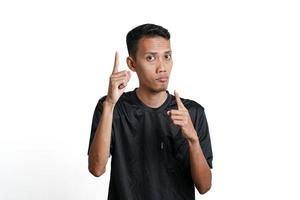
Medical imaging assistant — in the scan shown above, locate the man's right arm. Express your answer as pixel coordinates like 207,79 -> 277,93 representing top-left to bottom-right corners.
88,100 -> 115,177
87,51 -> 131,177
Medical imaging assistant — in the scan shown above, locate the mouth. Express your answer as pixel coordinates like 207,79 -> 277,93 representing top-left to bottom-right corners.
156,77 -> 169,82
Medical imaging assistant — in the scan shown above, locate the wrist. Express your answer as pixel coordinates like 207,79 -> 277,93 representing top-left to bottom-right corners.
186,133 -> 199,145
103,100 -> 115,110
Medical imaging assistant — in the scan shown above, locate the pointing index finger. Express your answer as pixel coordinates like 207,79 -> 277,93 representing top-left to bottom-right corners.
174,90 -> 185,110
112,51 -> 119,73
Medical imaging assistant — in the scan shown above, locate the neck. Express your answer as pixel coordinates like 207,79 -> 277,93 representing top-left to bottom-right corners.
136,86 -> 168,108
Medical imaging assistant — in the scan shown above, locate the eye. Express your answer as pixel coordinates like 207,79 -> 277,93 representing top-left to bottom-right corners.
146,55 -> 155,62
164,54 -> 172,60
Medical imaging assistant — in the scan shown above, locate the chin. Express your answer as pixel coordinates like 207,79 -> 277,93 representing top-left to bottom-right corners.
149,85 -> 168,93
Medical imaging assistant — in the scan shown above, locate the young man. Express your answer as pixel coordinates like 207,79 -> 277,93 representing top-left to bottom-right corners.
87,23 -> 213,200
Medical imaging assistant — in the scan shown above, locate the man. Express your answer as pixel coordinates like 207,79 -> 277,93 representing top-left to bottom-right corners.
87,23 -> 213,200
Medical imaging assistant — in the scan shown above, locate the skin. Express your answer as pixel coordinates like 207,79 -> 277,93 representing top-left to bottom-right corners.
126,36 -> 173,107
88,36 -> 212,194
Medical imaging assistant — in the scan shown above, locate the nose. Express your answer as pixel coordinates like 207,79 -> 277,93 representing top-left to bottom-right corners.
156,57 -> 167,73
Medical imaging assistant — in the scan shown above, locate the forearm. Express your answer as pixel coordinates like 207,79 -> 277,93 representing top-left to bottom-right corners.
187,132 -> 212,194
88,101 -> 115,177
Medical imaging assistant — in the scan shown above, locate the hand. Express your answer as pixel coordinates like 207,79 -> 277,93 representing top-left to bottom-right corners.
167,90 -> 198,141
106,51 -> 131,105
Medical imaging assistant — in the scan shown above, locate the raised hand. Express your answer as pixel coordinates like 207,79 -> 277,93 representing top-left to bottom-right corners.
167,90 -> 198,141
105,51 -> 131,105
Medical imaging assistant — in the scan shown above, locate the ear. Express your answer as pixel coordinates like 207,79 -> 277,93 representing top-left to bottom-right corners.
126,56 -> 136,72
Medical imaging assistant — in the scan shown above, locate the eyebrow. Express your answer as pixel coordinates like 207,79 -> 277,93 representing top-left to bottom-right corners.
144,50 -> 172,55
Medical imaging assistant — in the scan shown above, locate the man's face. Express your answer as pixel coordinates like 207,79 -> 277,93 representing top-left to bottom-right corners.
133,36 -> 173,93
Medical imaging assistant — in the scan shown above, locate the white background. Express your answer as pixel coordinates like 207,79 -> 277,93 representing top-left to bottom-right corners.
1,0 -> 299,199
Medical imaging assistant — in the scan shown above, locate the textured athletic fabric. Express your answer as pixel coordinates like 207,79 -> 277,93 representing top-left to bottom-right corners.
87,87 -> 213,200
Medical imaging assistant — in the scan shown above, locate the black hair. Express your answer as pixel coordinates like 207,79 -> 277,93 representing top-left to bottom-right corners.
126,23 -> 170,58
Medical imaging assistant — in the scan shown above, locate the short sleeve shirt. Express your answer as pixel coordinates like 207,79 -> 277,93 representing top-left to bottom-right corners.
87,88 -> 213,200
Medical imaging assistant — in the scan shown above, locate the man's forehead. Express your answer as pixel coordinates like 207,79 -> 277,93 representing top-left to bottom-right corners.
144,50 -> 172,54
138,36 -> 171,53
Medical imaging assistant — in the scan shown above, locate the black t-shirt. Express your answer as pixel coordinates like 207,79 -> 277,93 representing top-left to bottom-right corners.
87,88 -> 213,200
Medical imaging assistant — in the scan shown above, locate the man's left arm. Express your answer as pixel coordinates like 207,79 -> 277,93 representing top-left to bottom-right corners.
167,90 -> 212,194
187,131 -> 212,194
